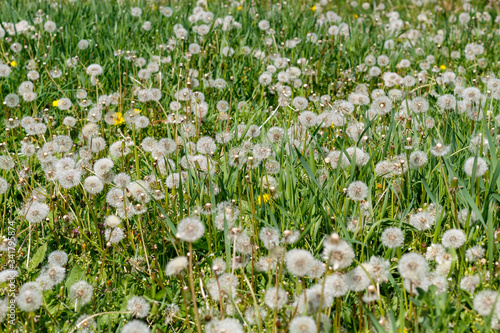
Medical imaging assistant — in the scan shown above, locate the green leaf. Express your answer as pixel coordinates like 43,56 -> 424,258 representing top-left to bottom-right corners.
27,243 -> 47,272
65,265 -> 86,289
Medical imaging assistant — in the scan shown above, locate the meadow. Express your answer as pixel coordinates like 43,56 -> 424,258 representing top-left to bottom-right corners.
0,0 -> 500,332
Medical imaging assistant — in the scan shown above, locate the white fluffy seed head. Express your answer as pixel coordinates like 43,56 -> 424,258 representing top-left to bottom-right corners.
346,181 -> 369,201
127,296 -> 151,318
285,249 -> 315,277
176,217 -> 205,242
165,256 -> 188,276
398,252 -> 428,282
381,227 -> 404,248
16,289 -> 42,312
441,229 -> 466,249
463,157 -> 488,178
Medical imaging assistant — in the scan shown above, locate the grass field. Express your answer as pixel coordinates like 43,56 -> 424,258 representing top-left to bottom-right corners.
0,0 -> 500,332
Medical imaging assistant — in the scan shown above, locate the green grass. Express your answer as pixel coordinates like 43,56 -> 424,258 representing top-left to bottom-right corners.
0,0 -> 499,332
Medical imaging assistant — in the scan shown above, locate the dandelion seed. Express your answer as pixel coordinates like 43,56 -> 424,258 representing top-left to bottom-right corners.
289,316 -> 317,333
121,320 -> 150,333
4,93 -> 19,107
205,318 -> 244,333
324,273 -> 349,297
369,256 -> 390,283
430,143 -> 451,157
48,251 -> 68,267
381,227 -> 404,248
0,269 -> 18,283
298,111 -> 319,128
460,275 -> 480,293
83,176 -> 104,195
323,234 -> 355,270
398,253 -> 428,282
77,39 -> 89,50
372,96 -> 393,115
308,260 -> 326,279
86,64 -> 103,76
347,181 -> 369,201
75,314 -> 96,332
465,245 -> 485,261
0,178 -> 9,195
16,289 -> 42,312
69,281 -> 93,307
441,229 -> 466,249
463,157 -> 488,177
36,265 -> 66,290
0,65 -> 11,77
259,227 -> 280,249
196,136 -> 216,155
94,158 -> 114,176
473,290 -> 500,317
285,249 -> 315,277
43,20 -> 56,33
165,256 -> 188,276
409,97 -> 429,113
105,227 -> 125,244
25,202 -> 50,224
127,296 -> 150,318
264,287 -> 287,310
409,212 -> 435,231
409,151 -> 428,168
57,169 -> 82,189
347,264 -> 371,292
176,217 -> 205,242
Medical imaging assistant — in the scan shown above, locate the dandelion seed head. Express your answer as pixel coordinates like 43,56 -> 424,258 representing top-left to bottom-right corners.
347,181 -> 369,201
463,157 -> 488,177
430,143 -> 451,157
176,217 -> 205,242
105,227 -> 124,244
25,202 -> 50,224
381,227 -> 404,248
460,275 -> 480,293
127,296 -> 150,318
465,245 -> 485,261
264,287 -> 287,310
75,314 -> 96,333
83,176 -> 104,195
473,290 -> 500,317
285,249 -> 315,277
441,229 -> 466,249
121,320 -> 150,333
409,212 -> 435,231
16,289 -> 42,312
36,265 -> 66,290
289,316 -> 317,333
323,237 -> 355,270
48,251 -> 68,267
398,252 -> 428,282
165,256 -> 188,276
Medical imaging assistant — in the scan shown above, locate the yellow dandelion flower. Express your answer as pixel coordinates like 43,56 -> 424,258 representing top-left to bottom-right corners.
354,14 -> 359,19
237,6 -> 242,10
10,61 -> 16,67
134,108 -> 141,114
52,100 -> 59,107
258,194 -> 271,205
311,6 -> 316,11
112,112 -> 125,125
439,65 -> 446,70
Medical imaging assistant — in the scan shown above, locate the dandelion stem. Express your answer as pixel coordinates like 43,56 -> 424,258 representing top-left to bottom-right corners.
187,242 -> 202,333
